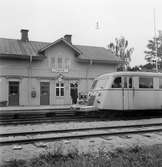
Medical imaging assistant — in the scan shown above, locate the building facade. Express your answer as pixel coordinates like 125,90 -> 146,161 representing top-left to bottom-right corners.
0,30 -> 120,106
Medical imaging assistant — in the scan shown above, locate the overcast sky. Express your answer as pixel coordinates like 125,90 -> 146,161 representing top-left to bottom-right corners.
0,0 -> 162,66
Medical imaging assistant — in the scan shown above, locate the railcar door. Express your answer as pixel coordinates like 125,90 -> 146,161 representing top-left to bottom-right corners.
8,81 -> 19,106
111,76 -> 123,110
40,82 -> 50,105
123,76 -> 133,110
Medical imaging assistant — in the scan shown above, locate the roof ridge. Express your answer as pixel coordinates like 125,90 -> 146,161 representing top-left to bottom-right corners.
0,37 -> 50,44
75,44 -> 106,49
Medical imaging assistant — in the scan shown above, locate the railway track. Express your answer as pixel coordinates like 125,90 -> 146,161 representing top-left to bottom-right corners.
0,109 -> 100,125
1,110 -> 162,125
0,115 -> 100,125
1,122 -> 162,146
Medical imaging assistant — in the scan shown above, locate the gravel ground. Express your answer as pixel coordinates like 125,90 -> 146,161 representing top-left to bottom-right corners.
0,118 -> 162,164
1,118 -> 162,134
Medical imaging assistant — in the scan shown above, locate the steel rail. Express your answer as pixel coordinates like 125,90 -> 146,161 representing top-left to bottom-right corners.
1,122 -> 162,137
0,123 -> 162,145
1,115 -> 162,126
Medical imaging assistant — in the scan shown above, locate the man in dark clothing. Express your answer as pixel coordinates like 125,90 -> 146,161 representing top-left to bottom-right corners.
70,84 -> 78,104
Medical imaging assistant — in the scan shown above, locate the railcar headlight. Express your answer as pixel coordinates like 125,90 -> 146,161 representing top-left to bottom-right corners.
97,100 -> 101,103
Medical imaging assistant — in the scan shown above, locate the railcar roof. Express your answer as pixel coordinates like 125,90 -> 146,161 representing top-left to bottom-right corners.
97,71 -> 162,79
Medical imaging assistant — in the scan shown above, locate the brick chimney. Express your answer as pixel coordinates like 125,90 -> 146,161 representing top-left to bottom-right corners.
64,34 -> 72,44
20,29 -> 29,42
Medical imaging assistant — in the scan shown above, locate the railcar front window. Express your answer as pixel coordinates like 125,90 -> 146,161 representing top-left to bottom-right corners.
112,77 -> 122,88
159,78 -> 162,89
91,78 -> 107,90
139,77 -> 153,88
91,80 -> 97,89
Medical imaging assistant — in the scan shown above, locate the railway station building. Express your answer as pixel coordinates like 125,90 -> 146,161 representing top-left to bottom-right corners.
0,29 -> 120,106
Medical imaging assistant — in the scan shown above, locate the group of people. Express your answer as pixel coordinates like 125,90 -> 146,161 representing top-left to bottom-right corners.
70,83 -> 88,105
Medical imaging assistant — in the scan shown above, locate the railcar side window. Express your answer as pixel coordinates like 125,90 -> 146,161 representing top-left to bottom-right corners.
129,78 -> 132,88
112,77 -> 122,88
124,77 -> 127,88
139,77 -> 153,88
159,78 -> 162,89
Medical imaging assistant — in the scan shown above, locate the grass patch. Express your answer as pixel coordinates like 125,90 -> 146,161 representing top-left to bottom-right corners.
1,144 -> 162,167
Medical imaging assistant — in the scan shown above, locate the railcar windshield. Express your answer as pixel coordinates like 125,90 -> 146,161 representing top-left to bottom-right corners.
91,78 -> 108,90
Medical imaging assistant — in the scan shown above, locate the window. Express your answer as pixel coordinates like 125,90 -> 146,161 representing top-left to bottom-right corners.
65,58 -> 70,69
139,77 -> 153,88
51,57 -> 55,68
51,56 -> 71,72
56,82 -> 64,96
91,78 -> 107,90
58,57 -> 62,69
159,78 -> 162,89
129,77 -> 132,88
112,77 -> 122,88
9,81 -> 19,94
124,77 -> 127,88
91,80 -> 98,89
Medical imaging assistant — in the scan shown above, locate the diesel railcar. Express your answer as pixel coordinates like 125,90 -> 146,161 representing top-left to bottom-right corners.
87,72 -> 162,111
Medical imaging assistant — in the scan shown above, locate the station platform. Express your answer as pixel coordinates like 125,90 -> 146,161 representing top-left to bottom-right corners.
0,105 -> 70,111
0,105 -> 81,114
0,105 -> 85,121
0,105 -> 96,122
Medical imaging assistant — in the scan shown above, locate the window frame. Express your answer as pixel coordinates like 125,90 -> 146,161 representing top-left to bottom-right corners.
139,77 -> 153,89
112,76 -> 122,88
56,82 -> 64,97
57,57 -> 63,69
159,78 -> 162,89
50,56 -> 71,72
51,57 -> 55,69
65,57 -> 70,70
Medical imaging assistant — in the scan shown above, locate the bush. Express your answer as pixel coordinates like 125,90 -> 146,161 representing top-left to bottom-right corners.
1,144 -> 162,167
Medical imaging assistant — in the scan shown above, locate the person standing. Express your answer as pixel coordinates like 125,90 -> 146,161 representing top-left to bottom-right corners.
70,83 -> 78,104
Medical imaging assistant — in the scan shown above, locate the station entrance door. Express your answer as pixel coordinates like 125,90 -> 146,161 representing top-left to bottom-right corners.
40,82 -> 50,105
8,81 -> 19,106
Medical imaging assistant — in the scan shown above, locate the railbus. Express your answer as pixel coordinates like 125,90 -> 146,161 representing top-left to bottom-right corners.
85,72 -> 162,111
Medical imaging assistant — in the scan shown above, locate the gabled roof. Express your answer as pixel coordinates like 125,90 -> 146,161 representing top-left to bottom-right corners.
75,45 -> 120,63
39,38 -> 82,55
0,38 -> 48,59
0,37 -> 121,64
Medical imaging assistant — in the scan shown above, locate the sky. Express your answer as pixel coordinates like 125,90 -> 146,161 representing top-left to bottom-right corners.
0,0 -> 162,66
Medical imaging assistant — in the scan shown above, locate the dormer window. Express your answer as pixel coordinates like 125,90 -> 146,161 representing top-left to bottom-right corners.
50,56 -> 71,73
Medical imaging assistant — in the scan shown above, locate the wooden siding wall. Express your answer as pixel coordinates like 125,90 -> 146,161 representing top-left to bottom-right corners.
0,42 -> 117,105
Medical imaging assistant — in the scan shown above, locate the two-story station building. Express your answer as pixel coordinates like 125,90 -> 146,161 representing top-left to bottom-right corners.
0,29 -> 120,106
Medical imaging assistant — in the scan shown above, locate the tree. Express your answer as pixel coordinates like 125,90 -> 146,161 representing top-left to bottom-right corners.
144,37 -> 162,64
108,36 -> 134,71
127,65 -> 142,71
144,30 -> 162,71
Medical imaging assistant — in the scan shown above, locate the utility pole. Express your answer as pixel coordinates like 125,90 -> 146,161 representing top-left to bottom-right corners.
154,8 -> 158,72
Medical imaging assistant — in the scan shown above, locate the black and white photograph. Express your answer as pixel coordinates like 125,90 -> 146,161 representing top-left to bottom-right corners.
0,0 -> 162,166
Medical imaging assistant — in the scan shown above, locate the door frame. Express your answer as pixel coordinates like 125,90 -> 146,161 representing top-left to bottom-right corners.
123,76 -> 133,110
40,82 -> 50,105
8,81 -> 20,106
